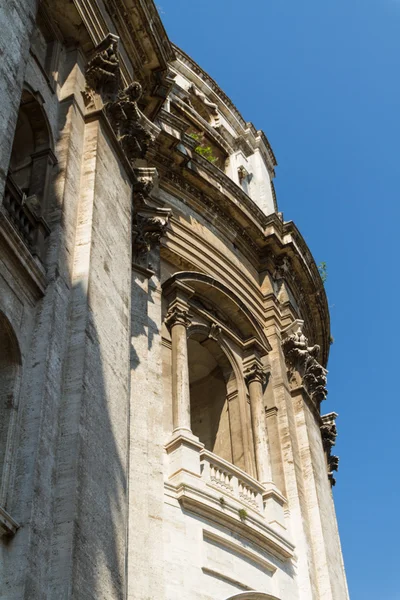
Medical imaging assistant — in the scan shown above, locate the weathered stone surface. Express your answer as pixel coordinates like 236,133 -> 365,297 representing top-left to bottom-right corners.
0,3 -> 349,600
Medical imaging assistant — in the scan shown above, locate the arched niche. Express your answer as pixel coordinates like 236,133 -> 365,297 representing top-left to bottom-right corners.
188,326 -> 240,465
163,271 -> 270,477
8,86 -> 55,214
0,311 -> 22,504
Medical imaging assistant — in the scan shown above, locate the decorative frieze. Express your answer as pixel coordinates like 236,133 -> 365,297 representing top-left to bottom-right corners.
282,320 -> 328,405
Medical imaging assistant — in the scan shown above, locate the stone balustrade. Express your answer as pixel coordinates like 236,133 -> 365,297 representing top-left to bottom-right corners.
165,433 -> 294,560
2,175 -> 49,258
201,450 -> 264,513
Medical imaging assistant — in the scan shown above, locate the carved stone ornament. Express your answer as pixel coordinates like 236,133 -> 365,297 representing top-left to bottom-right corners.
244,363 -> 267,386
165,305 -> 191,330
320,412 -> 338,453
132,214 -> 169,266
105,82 -> 159,164
188,84 -> 220,127
328,455 -> 340,486
273,255 -> 292,281
131,167 -> 170,269
321,412 -> 339,486
84,33 -> 121,107
282,320 -> 328,404
208,322 -> 222,341
133,167 -> 157,209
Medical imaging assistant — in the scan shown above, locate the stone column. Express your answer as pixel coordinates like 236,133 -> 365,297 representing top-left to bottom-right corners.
165,303 -> 192,434
245,362 -> 271,484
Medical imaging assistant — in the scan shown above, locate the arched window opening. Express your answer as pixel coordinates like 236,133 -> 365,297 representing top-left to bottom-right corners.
4,88 -> 53,257
0,313 -> 21,504
188,333 -> 243,466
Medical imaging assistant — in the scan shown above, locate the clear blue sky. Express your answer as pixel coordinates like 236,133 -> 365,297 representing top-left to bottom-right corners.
158,1 -> 400,598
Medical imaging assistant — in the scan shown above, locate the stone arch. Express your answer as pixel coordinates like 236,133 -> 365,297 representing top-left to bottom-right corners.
0,311 -> 22,504
164,271 -> 271,353
226,593 -> 281,600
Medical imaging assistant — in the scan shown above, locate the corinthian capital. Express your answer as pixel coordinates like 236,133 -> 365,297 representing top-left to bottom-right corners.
165,305 -> 191,330
244,363 -> 267,385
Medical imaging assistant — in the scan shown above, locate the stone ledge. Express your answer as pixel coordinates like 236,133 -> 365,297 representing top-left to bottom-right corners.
167,480 -> 294,561
203,528 -> 277,574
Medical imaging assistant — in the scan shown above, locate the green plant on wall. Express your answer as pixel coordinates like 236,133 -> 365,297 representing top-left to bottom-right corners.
318,261 -> 328,284
189,132 -> 218,165
238,508 -> 247,521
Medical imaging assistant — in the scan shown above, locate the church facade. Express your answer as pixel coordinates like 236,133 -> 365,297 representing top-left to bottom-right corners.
0,1 -> 349,599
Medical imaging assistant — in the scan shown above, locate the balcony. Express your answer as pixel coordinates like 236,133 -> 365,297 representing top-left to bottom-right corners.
165,433 -> 294,561
2,174 -> 50,257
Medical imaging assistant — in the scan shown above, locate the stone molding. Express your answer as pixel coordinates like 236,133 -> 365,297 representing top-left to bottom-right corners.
282,320 -> 328,405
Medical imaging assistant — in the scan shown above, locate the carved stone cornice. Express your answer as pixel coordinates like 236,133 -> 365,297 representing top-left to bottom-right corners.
282,320 -> 328,405
165,305 -> 191,330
